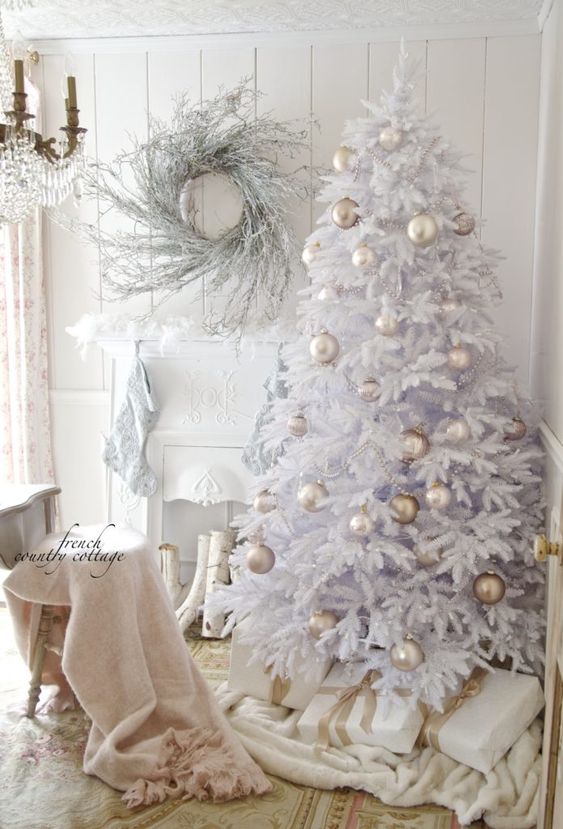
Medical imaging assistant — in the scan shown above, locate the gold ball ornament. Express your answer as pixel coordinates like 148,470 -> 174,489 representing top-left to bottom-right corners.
400,427 -> 430,462
453,212 -> 476,236
425,482 -> 452,511
375,313 -> 399,336
504,417 -> 527,442
287,413 -> 308,437
473,571 -> 506,605
390,493 -> 420,524
447,344 -> 472,371
446,418 -> 471,442
298,480 -> 329,512
407,213 -> 438,248
349,510 -> 374,537
310,330 -> 340,364
253,490 -> 275,514
358,377 -> 381,402
352,244 -> 375,268
246,543 -> 275,574
390,636 -> 425,671
332,146 -> 355,173
379,125 -> 403,151
332,197 -> 360,230
302,242 -> 320,267
308,610 -> 339,639
317,284 -> 339,301
414,540 -> 443,567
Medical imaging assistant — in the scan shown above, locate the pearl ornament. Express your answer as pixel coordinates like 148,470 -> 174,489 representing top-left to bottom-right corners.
358,377 -> 381,402
389,494 -> 420,524
379,125 -> 403,151
473,571 -> 506,605
390,636 -> 425,671
407,213 -> 438,247
425,482 -> 452,511
246,544 -> 275,574
453,212 -> 476,236
446,418 -> 471,442
298,480 -> 329,512
318,284 -> 339,301
287,413 -> 308,437
400,428 -> 430,462
310,330 -> 340,364
332,146 -> 355,173
301,242 -> 320,267
447,344 -> 472,371
253,490 -> 275,513
349,510 -> 374,537
504,417 -> 527,442
352,245 -> 375,268
308,610 -> 338,639
375,313 -> 398,336
332,197 -> 360,230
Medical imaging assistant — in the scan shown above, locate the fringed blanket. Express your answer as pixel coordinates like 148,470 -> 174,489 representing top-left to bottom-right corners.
2,524 -> 271,807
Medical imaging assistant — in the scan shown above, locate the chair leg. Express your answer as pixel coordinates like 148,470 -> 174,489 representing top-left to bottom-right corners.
26,604 -> 55,718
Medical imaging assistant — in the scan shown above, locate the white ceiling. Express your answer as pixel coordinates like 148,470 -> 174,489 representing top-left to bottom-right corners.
1,0 -> 548,40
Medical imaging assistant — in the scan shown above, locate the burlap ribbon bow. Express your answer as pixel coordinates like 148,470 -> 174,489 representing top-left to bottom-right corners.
418,667 -> 487,752
264,665 -> 292,705
315,669 -> 381,751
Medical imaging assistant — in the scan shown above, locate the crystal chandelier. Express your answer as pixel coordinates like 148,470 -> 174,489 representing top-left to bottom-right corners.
0,7 -> 87,223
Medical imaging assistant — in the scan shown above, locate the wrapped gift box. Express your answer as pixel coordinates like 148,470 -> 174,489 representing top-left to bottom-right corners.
297,662 -> 423,753
419,667 -> 544,774
228,616 -> 332,711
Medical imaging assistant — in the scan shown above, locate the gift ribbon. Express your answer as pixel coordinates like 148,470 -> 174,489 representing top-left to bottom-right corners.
315,670 -> 384,751
417,667 -> 488,752
264,665 -> 292,705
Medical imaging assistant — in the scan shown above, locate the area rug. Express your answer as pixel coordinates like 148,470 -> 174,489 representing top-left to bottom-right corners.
0,608 -> 484,829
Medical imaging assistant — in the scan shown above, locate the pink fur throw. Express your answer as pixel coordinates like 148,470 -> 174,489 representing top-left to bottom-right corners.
3,524 -> 272,807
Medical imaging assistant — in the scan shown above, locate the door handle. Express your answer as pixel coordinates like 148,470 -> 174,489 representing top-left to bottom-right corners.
534,533 -> 563,563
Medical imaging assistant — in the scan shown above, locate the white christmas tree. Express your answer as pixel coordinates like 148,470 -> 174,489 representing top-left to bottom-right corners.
214,50 -> 545,709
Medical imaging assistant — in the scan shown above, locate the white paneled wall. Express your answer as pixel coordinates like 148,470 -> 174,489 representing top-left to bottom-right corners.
35,34 -> 541,526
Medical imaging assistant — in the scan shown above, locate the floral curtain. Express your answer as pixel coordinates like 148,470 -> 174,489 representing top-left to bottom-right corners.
0,211 -> 54,484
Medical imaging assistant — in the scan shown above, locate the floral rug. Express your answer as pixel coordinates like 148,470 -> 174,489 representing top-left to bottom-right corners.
0,608 -> 483,829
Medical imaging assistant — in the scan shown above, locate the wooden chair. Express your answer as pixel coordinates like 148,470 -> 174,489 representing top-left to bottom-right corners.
0,483 -> 62,716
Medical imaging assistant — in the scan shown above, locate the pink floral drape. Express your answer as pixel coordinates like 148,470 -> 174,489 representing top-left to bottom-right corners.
0,211 -> 54,484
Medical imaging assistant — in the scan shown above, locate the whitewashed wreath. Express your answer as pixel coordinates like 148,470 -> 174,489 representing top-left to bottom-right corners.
76,83 -> 309,336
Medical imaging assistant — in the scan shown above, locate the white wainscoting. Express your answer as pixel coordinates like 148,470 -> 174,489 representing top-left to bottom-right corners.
34,32 -> 542,524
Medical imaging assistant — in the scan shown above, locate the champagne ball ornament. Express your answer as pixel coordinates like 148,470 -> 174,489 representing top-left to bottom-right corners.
414,541 -> 443,567
287,413 -> 308,437
298,480 -> 329,512
310,330 -> 340,364
358,377 -> 381,402
504,417 -> 527,442
352,244 -> 375,268
425,482 -> 452,510
302,242 -> 320,267
390,493 -> 420,524
448,344 -> 472,370
390,636 -> 425,671
447,418 -> 471,442
439,297 -> 461,315
407,213 -> 438,247
308,610 -> 338,639
453,212 -> 476,236
473,571 -> 506,605
332,197 -> 360,229
375,313 -> 398,336
400,427 -> 430,462
332,146 -> 355,173
253,490 -> 275,514
379,125 -> 403,151
246,543 -> 275,574
318,284 -> 339,302
349,509 -> 374,537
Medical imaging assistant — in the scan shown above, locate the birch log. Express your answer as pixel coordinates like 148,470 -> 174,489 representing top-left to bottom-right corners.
176,534 -> 210,633
201,529 -> 235,638
159,543 -> 184,608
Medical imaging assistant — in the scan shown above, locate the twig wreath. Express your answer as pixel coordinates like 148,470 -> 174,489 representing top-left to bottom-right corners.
80,82 -> 310,336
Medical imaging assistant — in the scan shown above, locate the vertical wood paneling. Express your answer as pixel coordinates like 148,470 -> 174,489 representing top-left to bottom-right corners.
481,34 -> 541,387
312,44 -> 369,225
148,49 -> 203,320
427,39 -> 486,215
369,41 -> 427,110
95,52 -> 151,320
42,54 -> 103,391
256,45 -> 312,318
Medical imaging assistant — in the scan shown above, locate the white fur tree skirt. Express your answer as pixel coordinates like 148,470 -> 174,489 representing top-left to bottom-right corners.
215,684 -> 542,828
